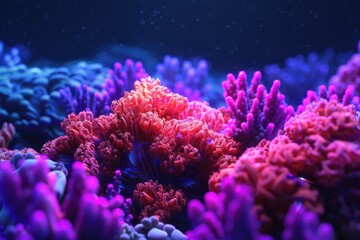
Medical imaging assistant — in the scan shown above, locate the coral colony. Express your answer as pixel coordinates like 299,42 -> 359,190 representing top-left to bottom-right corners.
0,40 -> 359,240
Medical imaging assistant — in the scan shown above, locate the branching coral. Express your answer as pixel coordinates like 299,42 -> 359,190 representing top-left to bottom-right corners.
298,84 -> 360,112
222,71 -> 294,149
103,59 -> 148,101
210,99 -> 360,238
133,180 -> 187,222
156,55 -> 224,107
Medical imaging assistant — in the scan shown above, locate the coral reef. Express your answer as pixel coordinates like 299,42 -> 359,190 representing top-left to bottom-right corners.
1,39 -> 360,239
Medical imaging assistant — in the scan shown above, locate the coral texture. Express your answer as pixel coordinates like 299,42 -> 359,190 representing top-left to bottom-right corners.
222,71 -> 294,149
210,99 -> 360,237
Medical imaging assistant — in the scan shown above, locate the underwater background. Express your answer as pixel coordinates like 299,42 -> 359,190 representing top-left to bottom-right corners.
0,0 -> 360,239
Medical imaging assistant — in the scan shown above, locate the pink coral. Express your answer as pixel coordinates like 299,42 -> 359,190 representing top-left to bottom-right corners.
133,180 -> 187,222
180,101 -> 227,132
209,140 -> 321,232
210,99 -> 360,235
271,100 -> 360,186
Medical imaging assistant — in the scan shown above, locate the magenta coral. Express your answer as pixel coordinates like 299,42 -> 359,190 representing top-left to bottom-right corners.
180,101 -> 228,132
282,202 -> 335,240
0,158 -> 128,239
271,99 -> 360,186
209,140 -> 322,233
187,177 -> 272,240
210,99 -> 360,237
298,84 -> 360,113
222,71 -> 294,149
103,59 -> 148,101
133,180 -> 187,222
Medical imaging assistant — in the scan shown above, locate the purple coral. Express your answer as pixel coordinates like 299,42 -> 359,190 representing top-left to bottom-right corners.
186,177 -> 272,240
156,55 -> 223,107
298,84 -> 360,112
223,71 -> 294,149
0,157 -> 129,239
103,59 -> 148,101
329,41 -> 360,98
282,202 -> 335,240
262,49 -> 351,106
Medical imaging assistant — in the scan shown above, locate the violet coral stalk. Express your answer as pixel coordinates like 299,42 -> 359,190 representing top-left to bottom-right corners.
282,202 -> 335,240
222,71 -> 294,149
187,177 -> 272,240
297,84 -> 360,112
103,59 -> 148,102
0,158 -> 128,239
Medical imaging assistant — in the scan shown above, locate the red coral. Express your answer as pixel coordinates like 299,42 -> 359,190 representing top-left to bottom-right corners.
61,111 -> 96,144
97,130 -> 133,177
41,110 -> 134,177
150,118 -> 240,177
41,77 -> 240,203
74,142 -> 99,176
180,101 -> 227,132
133,180 -> 187,222
112,77 -> 188,121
